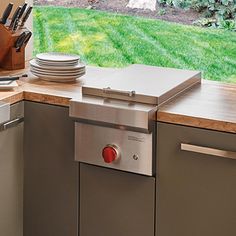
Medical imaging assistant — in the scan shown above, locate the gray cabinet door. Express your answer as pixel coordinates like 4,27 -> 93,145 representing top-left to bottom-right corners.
157,122 -> 236,236
24,101 -> 78,236
0,102 -> 23,236
80,163 -> 155,236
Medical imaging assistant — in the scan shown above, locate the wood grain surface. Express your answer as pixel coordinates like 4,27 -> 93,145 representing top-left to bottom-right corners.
0,66 -> 236,134
157,81 -> 236,133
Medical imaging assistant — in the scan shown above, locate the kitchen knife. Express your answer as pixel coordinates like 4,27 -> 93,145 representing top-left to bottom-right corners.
18,3 -> 28,20
15,31 -> 32,52
0,74 -> 28,82
15,32 -> 27,51
22,31 -> 32,45
0,3 -> 13,25
20,6 -> 32,28
12,3 -> 28,33
9,6 -> 22,30
12,18 -> 19,33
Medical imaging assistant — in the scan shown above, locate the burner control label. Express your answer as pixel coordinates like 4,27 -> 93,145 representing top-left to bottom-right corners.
128,135 -> 145,143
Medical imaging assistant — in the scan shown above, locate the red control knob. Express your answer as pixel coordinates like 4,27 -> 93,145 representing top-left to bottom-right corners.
102,145 -> 119,163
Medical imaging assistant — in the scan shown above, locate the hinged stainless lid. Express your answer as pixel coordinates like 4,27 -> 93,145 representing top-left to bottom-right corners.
82,64 -> 201,105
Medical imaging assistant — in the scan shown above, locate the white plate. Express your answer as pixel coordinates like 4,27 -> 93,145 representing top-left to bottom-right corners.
37,60 -> 79,67
30,59 -> 86,71
30,65 -> 85,74
32,73 -> 85,83
38,77 -> 82,83
0,81 -> 18,90
31,70 -> 85,79
36,52 -> 80,62
37,58 -> 79,65
30,67 -> 86,76
31,71 -> 85,82
30,64 -> 85,73
30,70 -> 85,79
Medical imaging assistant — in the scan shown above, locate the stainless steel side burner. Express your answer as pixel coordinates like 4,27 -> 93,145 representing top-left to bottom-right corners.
70,64 -> 201,176
70,95 -> 157,176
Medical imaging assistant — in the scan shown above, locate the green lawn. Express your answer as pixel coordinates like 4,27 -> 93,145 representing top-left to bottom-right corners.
33,6 -> 236,82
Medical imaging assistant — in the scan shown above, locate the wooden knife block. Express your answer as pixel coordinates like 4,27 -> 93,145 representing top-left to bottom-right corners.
0,24 -> 27,70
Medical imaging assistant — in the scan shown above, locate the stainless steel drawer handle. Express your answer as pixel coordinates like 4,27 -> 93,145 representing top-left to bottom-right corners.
181,143 -> 236,160
103,87 -> 136,97
2,117 -> 24,130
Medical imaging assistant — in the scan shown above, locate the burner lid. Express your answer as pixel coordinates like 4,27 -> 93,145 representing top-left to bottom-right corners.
82,64 -> 201,105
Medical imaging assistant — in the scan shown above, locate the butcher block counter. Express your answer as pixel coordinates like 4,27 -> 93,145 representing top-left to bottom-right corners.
157,81 -> 236,134
0,66 -> 236,134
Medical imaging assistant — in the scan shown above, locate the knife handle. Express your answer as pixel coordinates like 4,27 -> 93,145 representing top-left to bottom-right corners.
20,6 -> 32,27
18,3 -> 28,20
0,74 -> 27,82
23,31 -> 32,45
0,3 -> 13,25
9,6 -> 22,29
0,76 -> 19,82
15,32 -> 27,50
15,31 -> 32,52
12,18 -> 19,33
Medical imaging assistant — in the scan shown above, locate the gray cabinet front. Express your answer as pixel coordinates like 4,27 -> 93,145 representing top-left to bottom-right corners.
0,102 -> 23,236
24,101 -> 78,236
80,163 -> 155,236
157,122 -> 236,236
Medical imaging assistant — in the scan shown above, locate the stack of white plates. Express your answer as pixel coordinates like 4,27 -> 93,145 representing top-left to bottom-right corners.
30,52 -> 86,82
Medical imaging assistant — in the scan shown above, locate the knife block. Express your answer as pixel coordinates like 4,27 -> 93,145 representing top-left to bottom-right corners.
0,24 -> 27,70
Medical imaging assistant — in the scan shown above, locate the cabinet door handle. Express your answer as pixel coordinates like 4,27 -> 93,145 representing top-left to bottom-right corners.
181,143 -> 236,160
1,117 -> 24,131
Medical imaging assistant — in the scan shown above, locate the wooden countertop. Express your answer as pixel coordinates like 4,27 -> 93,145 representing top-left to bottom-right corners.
0,66 -> 118,106
157,80 -> 236,134
1,66 -> 236,134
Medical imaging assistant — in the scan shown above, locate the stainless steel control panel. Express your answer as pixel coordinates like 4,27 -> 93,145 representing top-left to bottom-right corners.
75,122 -> 154,176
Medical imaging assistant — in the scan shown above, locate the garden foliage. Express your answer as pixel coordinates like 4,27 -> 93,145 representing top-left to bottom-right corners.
157,0 -> 236,30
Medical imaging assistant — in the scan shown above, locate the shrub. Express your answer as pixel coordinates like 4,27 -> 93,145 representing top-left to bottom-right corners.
192,0 -> 236,30
157,0 -> 236,30
219,18 -> 236,30
158,8 -> 167,15
157,0 -> 192,8
192,0 -> 236,18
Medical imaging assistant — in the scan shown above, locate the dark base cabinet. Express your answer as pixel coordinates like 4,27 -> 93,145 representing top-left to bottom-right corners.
80,163 -> 155,236
157,122 -> 236,236
0,102 -> 23,236
23,101 -> 78,236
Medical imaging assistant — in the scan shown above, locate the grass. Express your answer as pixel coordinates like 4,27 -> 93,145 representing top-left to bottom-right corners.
33,6 -> 236,83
